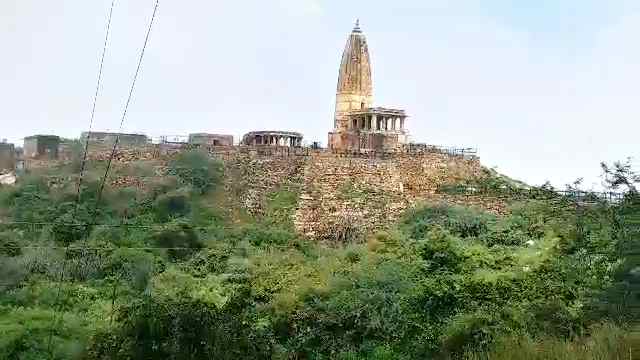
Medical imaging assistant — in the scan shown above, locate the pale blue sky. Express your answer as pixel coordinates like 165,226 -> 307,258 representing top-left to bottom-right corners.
2,0 -> 639,189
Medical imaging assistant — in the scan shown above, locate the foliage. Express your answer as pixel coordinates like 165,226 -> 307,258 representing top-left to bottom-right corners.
403,203 -> 496,240
0,306 -> 89,360
464,323 -> 639,360
87,279 -> 271,360
0,156 -> 637,359
151,220 -> 203,261
264,188 -> 299,228
152,188 -> 192,221
601,158 -> 640,195
168,151 -> 223,194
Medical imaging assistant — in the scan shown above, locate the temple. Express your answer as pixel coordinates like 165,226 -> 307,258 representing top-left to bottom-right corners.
328,20 -> 409,152
241,131 -> 303,147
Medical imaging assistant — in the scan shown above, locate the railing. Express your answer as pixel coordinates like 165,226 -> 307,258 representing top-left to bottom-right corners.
325,144 -> 478,160
407,143 -> 477,157
556,190 -> 625,204
438,184 -> 625,204
152,135 -> 190,144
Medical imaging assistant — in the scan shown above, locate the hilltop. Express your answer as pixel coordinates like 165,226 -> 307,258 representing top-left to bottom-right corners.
1,145 -> 638,359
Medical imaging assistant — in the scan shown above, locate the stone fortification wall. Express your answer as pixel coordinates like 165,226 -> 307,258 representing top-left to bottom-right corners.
218,151 -> 305,217
292,152 -> 502,241
19,144 -> 504,240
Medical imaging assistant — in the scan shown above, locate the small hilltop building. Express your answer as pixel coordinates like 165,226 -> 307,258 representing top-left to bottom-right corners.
188,133 -> 234,146
328,20 -> 409,152
0,141 -> 16,172
81,131 -> 149,146
23,135 -> 60,159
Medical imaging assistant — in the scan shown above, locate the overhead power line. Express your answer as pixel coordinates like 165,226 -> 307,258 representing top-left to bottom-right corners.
44,1 -> 160,357
75,0 -> 117,214
96,0 -> 159,211
1,245 -> 292,250
47,1 -> 120,356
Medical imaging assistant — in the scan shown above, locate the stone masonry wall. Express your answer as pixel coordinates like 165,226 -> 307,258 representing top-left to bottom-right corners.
20,144 -> 506,240
216,151 -> 306,218
292,152 -> 506,241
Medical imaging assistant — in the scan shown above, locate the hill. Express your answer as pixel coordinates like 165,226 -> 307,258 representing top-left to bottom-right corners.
0,148 -> 638,359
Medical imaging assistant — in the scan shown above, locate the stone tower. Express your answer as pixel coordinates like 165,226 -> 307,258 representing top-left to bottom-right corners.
328,20 -> 409,152
334,20 -> 373,130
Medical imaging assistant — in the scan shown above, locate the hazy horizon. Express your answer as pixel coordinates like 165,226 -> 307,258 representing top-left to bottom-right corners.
2,0 -> 640,190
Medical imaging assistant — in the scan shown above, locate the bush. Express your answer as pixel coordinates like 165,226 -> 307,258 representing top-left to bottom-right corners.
86,286 -> 270,360
0,256 -> 27,293
104,248 -> 162,292
235,223 -> 297,247
151,221 -> 203,261
6,176 -> 55,225
51,211 -> 90,245
0,307 -> 88,360
464,323 -> 639,360
417,227 -> 465,272
168,151 -> 223,194
0,232 -> 21,257
403,204 -> 495,240
182,244 -> 234,276
264,189 -> 299,228
153,189 -> 191,221
440,311 -> 499,356
0,157 -> 634,360
280,260 -> 416,357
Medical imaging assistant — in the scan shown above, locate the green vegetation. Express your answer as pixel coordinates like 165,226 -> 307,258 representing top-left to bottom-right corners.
0,152 -> 638,359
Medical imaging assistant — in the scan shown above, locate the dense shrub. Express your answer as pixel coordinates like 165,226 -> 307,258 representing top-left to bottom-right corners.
0,307 -> 88,360
153,189 -> 191,221
0,232 -> 21,257
0,155 -> 636,359
168,151 -> 223,194
236,223 -> 297,247
278,260 -> 417,357
0,256 -> 27,293
403,204 -> 496,240
151,221 -> 203,261
86,286 -> 271,360
103,248 -> 163,291
465,323 -> 639,360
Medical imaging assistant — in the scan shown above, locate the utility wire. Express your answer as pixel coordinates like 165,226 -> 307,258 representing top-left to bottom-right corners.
46,1 -> 118,356
74,0 -> 116,216
95,0 -> 159,213
85,2 -> 158,343
1,245 -> 293,250
44,0 -> 159,355
0,221 -> 242,230
2,245 -> 636,255
1,221 -> 216,227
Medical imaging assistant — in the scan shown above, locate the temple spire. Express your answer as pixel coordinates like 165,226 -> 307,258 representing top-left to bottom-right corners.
333,20 -> 373,130
353,18 -> 361,33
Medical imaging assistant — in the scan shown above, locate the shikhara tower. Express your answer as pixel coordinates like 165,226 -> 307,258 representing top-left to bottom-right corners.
333,20 -> 373,130
328,20 -> 409,152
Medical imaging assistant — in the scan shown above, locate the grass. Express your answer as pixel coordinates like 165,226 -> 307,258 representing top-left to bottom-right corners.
464,323 -> 639,360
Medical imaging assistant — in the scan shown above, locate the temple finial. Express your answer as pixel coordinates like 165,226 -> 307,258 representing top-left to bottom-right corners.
353,18 -> 361,33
